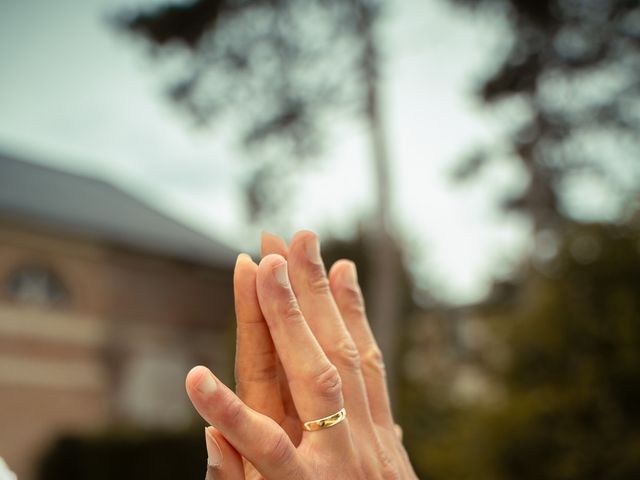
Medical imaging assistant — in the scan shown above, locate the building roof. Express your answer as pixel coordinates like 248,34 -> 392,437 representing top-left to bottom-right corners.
0,152 -> 237,267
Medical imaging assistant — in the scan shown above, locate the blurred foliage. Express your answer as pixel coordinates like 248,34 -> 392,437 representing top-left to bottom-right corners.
403,222 -> 640,479
403,2 -> 640,475
449,0 -> 640,228
116,0 -> 383,221
38,428 -> 206,480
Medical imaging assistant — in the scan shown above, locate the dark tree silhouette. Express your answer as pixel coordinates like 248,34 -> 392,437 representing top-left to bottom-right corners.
450,0 -> 640,230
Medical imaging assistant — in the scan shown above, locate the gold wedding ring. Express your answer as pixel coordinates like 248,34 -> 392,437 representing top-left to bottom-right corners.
302,408 -> 347,432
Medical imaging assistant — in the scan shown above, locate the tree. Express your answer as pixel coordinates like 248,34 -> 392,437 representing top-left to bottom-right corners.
450,0 -> 640,231
116,0 -> 404,404
418,222 -> 640,479
401,3 -> 640,476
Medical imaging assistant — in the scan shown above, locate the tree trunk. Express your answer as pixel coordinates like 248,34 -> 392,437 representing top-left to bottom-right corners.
357,1 -> 401,409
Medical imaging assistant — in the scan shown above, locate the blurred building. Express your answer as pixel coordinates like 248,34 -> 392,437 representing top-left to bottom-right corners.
0,154 -> 236,480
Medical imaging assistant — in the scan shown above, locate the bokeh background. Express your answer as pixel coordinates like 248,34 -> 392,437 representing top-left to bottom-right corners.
1,0 -> 639,479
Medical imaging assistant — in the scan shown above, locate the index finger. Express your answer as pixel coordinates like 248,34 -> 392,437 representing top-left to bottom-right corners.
234,254 -> 284,422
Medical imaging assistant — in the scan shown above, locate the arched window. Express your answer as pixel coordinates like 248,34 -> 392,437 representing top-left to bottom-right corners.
5,264 -> 70,307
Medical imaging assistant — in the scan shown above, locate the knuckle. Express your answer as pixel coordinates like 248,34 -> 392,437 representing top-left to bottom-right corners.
248,361 -> 278,381
306,260 -> 330,295
218,395 -> 245,429
376,443 -> 401,480
282,296 -> 304,324
261,430 -> 294,465
309,362 -> 343,402
361,346 -> 386,377
308,272 -> 331,295
345,301 -> 367,319
339,285 -> 366,316
351,452 -> 398,480
380,464 -> 401,480
345,464 -> 367,480
330,340 -> 361,372
235,351 -> 278,385
235,363 -> 278,392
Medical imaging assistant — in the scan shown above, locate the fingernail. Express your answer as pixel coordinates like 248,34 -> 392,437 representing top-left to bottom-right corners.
273,262 -> 290,287
236,253 -> 252,264
195,369 -> 217,395
344,262 -> 358,286
305,235 -> 321,263
205,426 -> 223,468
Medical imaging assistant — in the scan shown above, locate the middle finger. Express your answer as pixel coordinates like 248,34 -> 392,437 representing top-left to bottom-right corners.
286,231 -> 375,431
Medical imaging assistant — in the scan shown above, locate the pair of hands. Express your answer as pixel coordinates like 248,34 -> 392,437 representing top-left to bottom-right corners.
185,231 -> 417,479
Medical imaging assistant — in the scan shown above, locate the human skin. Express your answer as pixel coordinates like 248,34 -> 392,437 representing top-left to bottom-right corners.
185,231 -> 418,479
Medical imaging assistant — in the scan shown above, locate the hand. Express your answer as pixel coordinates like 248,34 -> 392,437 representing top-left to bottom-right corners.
185,231 -> 417,479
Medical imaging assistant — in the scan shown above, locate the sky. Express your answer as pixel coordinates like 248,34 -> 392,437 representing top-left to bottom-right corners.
0,0 -> 531,304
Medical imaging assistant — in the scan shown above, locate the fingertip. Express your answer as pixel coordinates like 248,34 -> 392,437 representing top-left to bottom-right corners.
236,252 -> 257,267
292,229 -> 316,239
329,261 -> 364,320
186,365 -> 203,396
329,260 -> 358,292
234,253 -> 258,286
261,230 -> 281,243
257,254 -> 289,291
329,259 -> 356,281
258,253 -> 286,269
186,365 -> 208,386
186,365 -> 219,398
261,231 -> 288,257
293,231 -> 327,268
289,230 -> 317,251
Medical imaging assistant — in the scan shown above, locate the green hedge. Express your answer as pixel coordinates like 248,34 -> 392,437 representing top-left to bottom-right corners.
38,429 -> 207,480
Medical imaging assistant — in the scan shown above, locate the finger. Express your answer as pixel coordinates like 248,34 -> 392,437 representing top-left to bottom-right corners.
187,366 -> 303,479
256,255 -> 352,448
286,231 -> 373,428
234,254 -> 285,423
261,231 -> 288,258
260,232 -> 302,444
329,260 -> 395,429
205,426 -> 244,480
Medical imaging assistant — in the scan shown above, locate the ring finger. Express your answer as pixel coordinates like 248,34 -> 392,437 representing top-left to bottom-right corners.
286,231 -> 375,432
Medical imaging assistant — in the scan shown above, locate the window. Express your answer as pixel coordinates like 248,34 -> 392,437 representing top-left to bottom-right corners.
6,264 -> 69,307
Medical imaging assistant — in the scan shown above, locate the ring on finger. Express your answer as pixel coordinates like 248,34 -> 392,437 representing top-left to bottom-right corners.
302,408 -> 347,432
